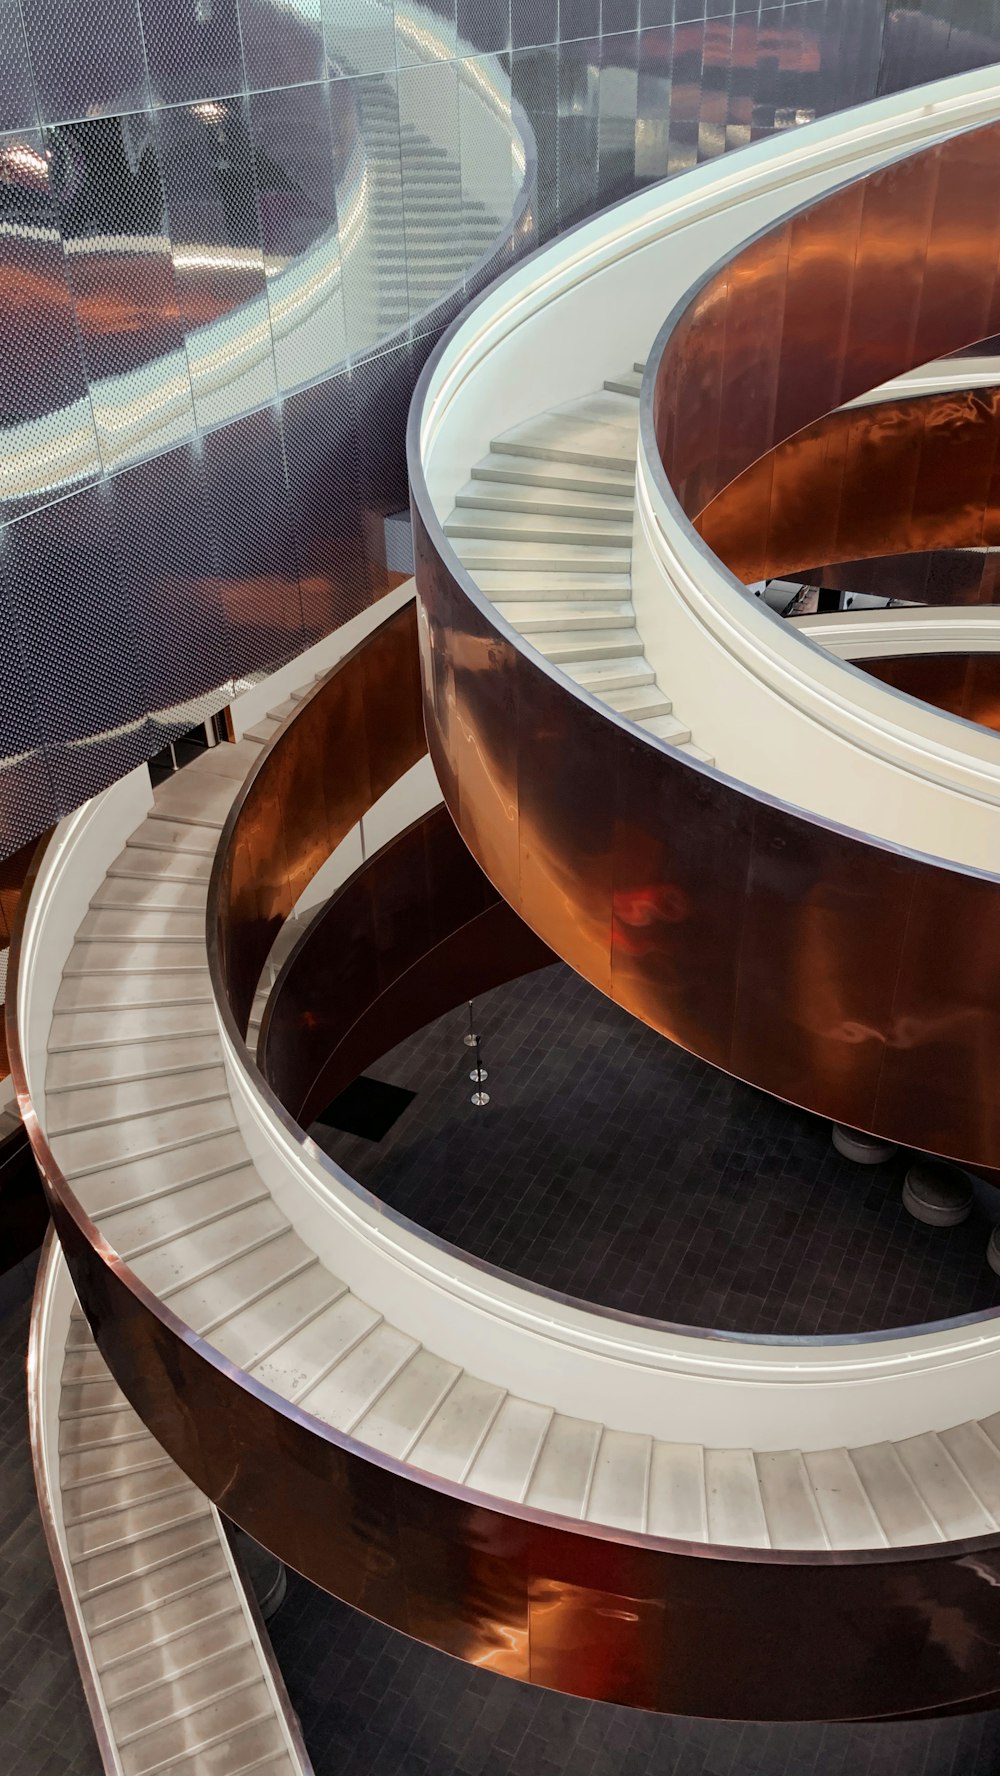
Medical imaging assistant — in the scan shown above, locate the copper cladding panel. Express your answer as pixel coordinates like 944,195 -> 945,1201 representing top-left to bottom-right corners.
413,494 -> 1000,1171
12,611 -> 1000,1719
212,599 -> 422,1034
654,118 -> 1000,520
261,803 -> 552,1126
699,386 -> 1000,584
861,654 -> 1000,733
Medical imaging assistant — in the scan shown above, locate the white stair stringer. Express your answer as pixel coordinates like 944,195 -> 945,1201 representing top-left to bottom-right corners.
36,672 -> 1000,1564
443,374 -> 715,764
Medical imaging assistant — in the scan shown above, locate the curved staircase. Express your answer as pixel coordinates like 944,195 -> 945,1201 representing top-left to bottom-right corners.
444,371 -> 713,757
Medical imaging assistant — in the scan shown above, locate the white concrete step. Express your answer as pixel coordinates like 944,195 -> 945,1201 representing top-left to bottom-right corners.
209,1262 -> 347,1373
54,972 -> 213,1015
568,657 -> 654,696
452,537 -> 631,572
111,852 -> 213,890
471,451 -> 635,497
111,1642 -> 264,1749
52,1099 -> 238,1180
847,1441 -> 943,1546
353,1348 -> 461,1459
161,1229 -> 316,1340
705,1448 -> 770,1549
588,1429 -> 651,1532
73,1514 -> 219,1602
47,1035 -> 222,1092
92,876 -> 207,913
638,711 -> 691,745
756,1450 -> 830,1550
68,1489 -> 210,1563
465,1395 -> 552,1502
526,1416 -> 600,1519
100,1171 -> 270,1265
127,821 -> 219,860
77,908 -> 205,944
80,1545 -> 232,1637
90,1582 -> 243,1676
533,627 -> 643,664
492,413 -> 635,470
101,1608 -> 249,1707
119,1683 -> 277,1776
473,570 -> 631,600
454,478 -> 634,522
46,1067 -> 229,1137
75,1134 -> 252,1221
604,368 -> 642,396
604,682 -> 674,721
133,1200 -> 290,1302
445,505 -> 632,548
298,1321 -> 418,1430
250,1290 -> 382,1402
495,600 -> 634,635
407,1372 -> 506,1481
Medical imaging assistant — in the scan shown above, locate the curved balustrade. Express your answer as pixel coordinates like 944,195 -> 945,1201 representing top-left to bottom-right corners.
696,384 -> 1000,586
410,69 -> 1000,1168
18,600 -> 1000,1721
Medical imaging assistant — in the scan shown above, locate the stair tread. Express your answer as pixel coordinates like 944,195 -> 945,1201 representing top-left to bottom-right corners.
455,478 -> 634,519
472,451 -> 634,495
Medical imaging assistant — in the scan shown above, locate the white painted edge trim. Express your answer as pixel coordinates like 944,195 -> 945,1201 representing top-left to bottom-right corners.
28,1242 -> 125,1776
792,605 -> 1000,660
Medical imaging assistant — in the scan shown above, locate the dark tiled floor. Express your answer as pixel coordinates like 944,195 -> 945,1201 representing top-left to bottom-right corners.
313,963 -> 1000,1336
0,1272 -> 103,1776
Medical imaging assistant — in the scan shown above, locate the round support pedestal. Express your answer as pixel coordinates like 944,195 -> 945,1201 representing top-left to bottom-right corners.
902,1161 -> 973,1228
831,1124 -> 897,1165
232,1530 -> 287,1621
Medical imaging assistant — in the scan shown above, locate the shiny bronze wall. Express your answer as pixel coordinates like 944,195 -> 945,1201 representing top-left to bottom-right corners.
653,119 -> 1000,531
261,803 -> 552,1127
797,549 -> 1000,607
211,599 -> 425,1038
696,385 -> 1000,586
857,652 -> 1000,733
15,623 -> 1000,1724
411,489 -> 1000,1173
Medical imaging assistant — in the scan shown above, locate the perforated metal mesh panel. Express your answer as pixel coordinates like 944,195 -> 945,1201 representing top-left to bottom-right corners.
0,0 -> 976,856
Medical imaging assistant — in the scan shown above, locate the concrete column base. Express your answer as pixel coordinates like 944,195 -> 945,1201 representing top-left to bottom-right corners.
831,1124 -> 897,1165
902,1161 -> 973,1228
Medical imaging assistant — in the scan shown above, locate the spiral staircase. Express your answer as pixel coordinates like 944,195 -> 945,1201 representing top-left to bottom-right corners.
18,64 -> 1000,1767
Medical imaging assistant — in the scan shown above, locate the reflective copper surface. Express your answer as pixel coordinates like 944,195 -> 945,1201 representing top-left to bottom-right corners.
213,599 -> 424,1037
697,385 -> 1000,585
654,119 -> 1000,523
410,484 -> 1000,1169
858,653 -> 1000,732
260,804 -> 552,1127
14,614 -> 1000,1721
